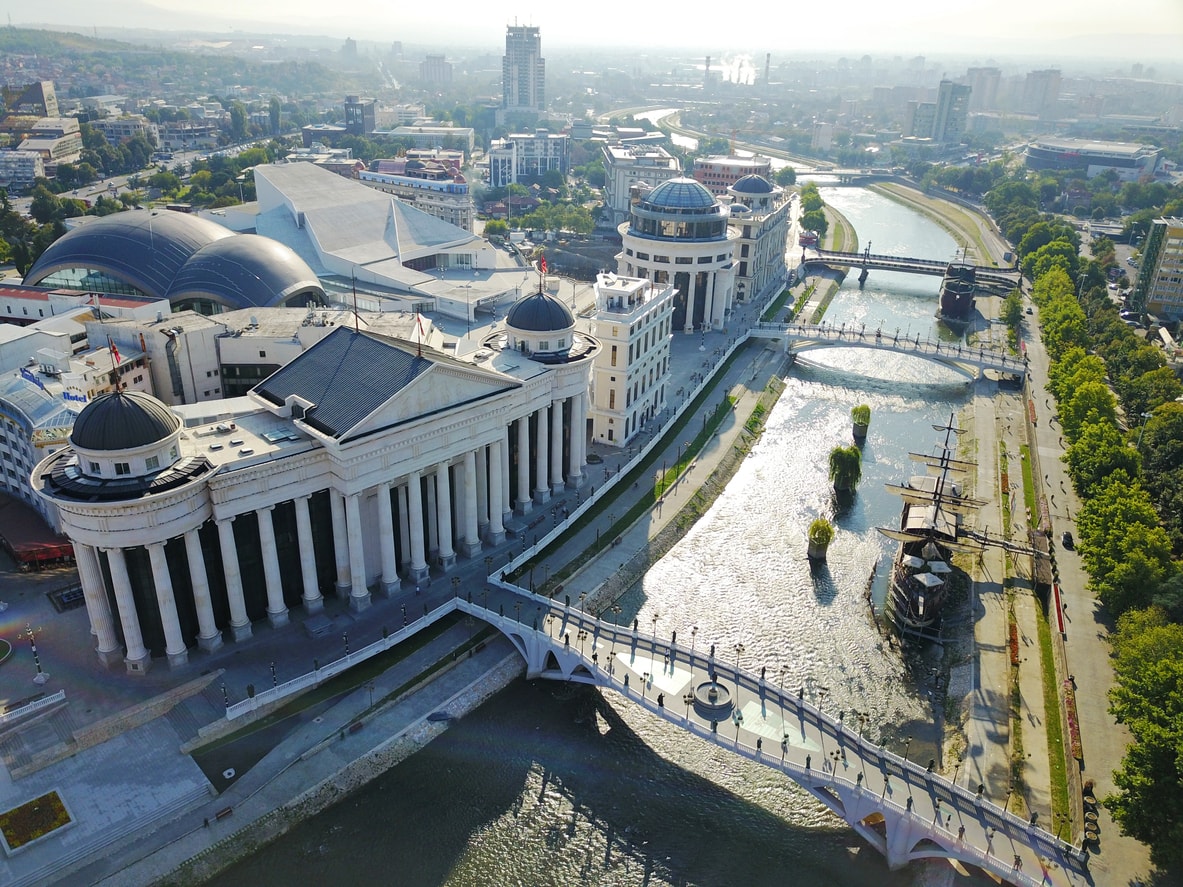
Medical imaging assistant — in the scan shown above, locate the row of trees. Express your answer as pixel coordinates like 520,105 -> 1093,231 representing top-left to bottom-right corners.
799,182 -> 829,239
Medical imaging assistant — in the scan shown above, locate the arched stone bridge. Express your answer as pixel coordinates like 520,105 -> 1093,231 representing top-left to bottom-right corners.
465,585 -> 1090,887
747,321 -> 1028,380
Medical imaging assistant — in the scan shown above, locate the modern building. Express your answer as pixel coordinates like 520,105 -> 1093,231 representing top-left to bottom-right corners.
18,116 -> 83,165
487,129 -> 569,188
692,155 -> 773,197
0,149 -> 44,190
601,143 -> 682,228
344,95 -> 377,137
34,288 -> 596,673
811,122 -> 834,152
501,25 -> 545,121
617,178 -> 737,333
383,124 -> 476,156
23,211 -> 326,315
727,175 -> 790,306
1022,69 -> 1062,119
158,123 -> 220,152
6,81 -> 59,118
906,81 -> 970,144
964,67 -> 1000,112
1132,217 -> 1183,320
358,158 -> 474,231
587,273 -> 675,446
420,55 -> 453,85
1024,137 -> 1161,180
90,115 -> 158,145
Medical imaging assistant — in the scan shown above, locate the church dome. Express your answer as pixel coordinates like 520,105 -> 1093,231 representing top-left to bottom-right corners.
506,289 -> 575,333
70,390 -> 180,452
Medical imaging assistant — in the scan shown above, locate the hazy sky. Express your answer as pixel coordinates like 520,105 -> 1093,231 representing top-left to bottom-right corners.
7,0 -> 1183,60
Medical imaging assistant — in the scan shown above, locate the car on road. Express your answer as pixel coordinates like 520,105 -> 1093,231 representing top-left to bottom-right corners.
1025,307 -> 1033,315
1061,531 -> 1074,550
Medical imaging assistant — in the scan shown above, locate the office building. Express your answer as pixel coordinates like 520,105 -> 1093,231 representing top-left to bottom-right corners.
487,130 -> 569,188
727,175 -> 790,305
344,96 -> 377,137
1023,69 -> 1062,119
692,155 -> 772,197
965,67 -> 1000,112
501,25 -> 545,120
420,55 -> 453,85
1132,217 -> 1183,320
359,158 -> 474,231
601,143 -> 681,228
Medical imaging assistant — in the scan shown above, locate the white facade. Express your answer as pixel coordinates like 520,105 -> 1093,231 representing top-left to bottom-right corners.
588,274 -> 675,446
358,168 -> 474,231
601,144 -> 681,228
487,130 -> 570,188
0,150 -> 44,190
727,177 -> 791,305
91,115 -> 158,145
34,316 -> 596,673
692,155 -> 772,196
501,25 -> 545,117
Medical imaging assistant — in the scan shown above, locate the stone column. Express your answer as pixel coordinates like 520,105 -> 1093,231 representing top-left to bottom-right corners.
568,392 -> 585,487
550,398 -> 565,493
345,493 -> 371,612
515,415 -> 532,514
461,450 -> 481,557
436,462 -> 456,569
488,438 -> 506,544
183,529 -> 222,652
501,424 -> 513,524
377,481 -> 399,596
534,404 -> 551,503
329,490 -> 351,598
216,517 -> 252,641
426,477 -> 439,558
293,496 -> 323,614
406,470 -> 429,581
105,546 -> 150,673
148,542 -> 188,668
75,542 -> 121,666
397,484 -> 411,564
256,506 -> 289,628
474,444 -> 489,535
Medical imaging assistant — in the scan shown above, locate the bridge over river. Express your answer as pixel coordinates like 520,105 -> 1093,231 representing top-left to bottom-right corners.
803,247 -> 1021,291
462,585 -> 1091,887
748,321 -> 1028,379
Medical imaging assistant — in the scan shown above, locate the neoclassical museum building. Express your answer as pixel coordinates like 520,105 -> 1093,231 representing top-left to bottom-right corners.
33,289 -> 596,672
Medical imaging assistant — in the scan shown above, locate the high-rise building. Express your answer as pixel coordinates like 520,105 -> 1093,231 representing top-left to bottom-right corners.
932,80 -> 971,144
964,67 -> 1000,112
420,55 -> 453,85
1022,69 -> 1061,119
501,25 -> 545,119
343,96 -> 376,137
600,144 -> 681,228
1132,217 -> 1183,320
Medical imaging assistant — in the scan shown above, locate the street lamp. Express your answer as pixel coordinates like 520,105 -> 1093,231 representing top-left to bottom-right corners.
1136,411 -> 1154,451
903,735 -> 913,764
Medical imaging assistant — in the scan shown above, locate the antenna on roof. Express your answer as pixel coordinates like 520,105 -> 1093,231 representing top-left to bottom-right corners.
351,273 -> 360,333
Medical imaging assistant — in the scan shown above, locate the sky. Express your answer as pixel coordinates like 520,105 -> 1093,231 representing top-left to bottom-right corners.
5,0 -> 1183,61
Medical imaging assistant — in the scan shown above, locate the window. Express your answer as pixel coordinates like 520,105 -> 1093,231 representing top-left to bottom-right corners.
115,462 -> 130,476
206,370 -> 213,377
259,350 -> 267,358
539,341 -> 549,351
145,455 -> 160,470
675,257 -> 692,264
698,256 -> 712,264
610,345 -> 617,367
609,389 -> 616,409
170,446 -> 179,460
89,461 -> 100,473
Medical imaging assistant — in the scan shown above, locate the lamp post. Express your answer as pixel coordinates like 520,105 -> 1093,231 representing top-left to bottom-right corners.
903,735 -> 912,764
1136,411 -> 1154,451
25,624 -> 48,685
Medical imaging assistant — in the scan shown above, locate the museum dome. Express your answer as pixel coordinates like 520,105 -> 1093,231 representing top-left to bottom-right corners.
505,289 -> 575,333
70,390 -> 181,452
640,178 -> 717,211
731,174 -> 774,194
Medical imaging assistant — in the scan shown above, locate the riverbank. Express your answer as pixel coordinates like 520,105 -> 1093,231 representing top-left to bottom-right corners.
797,203 -> 858,323
870,183 -> 1006,267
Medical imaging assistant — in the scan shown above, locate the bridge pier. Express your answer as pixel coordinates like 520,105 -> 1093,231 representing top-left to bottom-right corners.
858,267 -> 869,287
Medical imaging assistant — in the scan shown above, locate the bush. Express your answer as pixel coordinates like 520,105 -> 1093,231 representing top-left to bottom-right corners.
808,518 -> 834,546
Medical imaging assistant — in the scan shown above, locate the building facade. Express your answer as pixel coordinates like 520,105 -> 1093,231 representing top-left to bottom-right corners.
18,117 -> 83,165
501,25 -> 545,119
358,160 -> 474,231
487,130 -> 569,188
0,149 -> 44,190
1132,217 -> 1183,320
34,302 -> 596,673
91,115 -> 158,145
601,144 -> 681,228
617,178 -> 737,333
727,175 -> 790,305
1025,137 -> 1161,181
692,155 -> 772,196
344,96 -> 377,137
588,273 -> 674,446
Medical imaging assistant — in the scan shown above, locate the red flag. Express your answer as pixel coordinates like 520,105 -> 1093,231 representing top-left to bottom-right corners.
107,335 -> 121,365
540,255 -> 547,274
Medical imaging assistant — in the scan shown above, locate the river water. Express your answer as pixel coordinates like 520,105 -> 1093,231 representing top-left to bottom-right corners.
208,190 -> 993,887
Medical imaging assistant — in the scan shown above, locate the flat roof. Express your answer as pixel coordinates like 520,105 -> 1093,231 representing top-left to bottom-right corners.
1030,137 -> 1158,156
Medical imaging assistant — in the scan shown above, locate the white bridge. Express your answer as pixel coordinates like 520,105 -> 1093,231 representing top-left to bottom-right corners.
466,584 -> 1090,887
748,321 -> 1028,380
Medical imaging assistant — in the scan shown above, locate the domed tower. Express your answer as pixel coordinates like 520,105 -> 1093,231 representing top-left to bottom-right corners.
727,174 -> 790,305
503,289 -> 577,361
617,177 -> 737,333
33,390 -> 219,672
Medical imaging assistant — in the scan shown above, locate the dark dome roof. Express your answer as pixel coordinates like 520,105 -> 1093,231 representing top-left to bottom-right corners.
71,390 -> 180,452
167,234 -> 324,308
640,178 -> 717,210
506,289 -> 575,333
732,174 -> 774,194
25,211 -> 324,311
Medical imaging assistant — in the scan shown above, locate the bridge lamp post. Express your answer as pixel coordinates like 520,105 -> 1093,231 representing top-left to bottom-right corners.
578,629 -> 587,654
903,735 -> 912,764
641,672 -> 649,700
485,555 -> 493,577
683,690 -> 695,723
514,601 -> 522,623
734,643 -> 746,699
733,709 -> 744,744
651,612 -> 660,640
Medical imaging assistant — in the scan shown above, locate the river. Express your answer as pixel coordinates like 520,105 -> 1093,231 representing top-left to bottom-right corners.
206,189 -> 994,887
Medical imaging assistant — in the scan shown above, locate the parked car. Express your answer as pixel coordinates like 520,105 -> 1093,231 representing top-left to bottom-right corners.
1061,531 -> 1074,550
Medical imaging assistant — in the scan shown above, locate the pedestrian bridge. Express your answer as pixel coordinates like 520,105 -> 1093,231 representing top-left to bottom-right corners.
804,249 -> 1021,290
747,321 -> 1028,380
465,585 -> 1090,887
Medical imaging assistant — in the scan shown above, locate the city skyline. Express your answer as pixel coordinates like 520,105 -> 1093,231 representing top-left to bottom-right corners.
2,0 -> 1182,63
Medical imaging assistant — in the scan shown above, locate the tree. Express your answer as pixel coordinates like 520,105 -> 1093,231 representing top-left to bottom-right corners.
484,219 -> 508,237
1058,380 -> 1117,441
775,166 -> 797,187
828,445 -> 862,491
1062,420 -> 1140,498
800,209 -> 828,238
269,96 -> 281,135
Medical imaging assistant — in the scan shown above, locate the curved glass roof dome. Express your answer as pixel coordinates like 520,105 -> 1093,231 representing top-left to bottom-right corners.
731,174 -> 774,194
639,178 -> 717,211
505,289 -> 575,333
25,211 -> 325,311
71,390 -> 180,452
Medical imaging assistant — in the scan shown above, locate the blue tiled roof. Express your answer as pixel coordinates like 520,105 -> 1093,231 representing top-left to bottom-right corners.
641,178 -> 716,210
